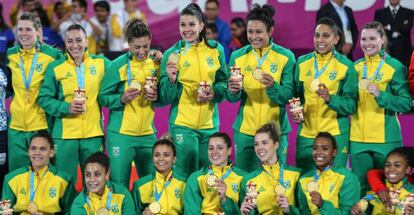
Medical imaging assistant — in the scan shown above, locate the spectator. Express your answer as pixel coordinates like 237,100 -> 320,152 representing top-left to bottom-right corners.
0,3 -> 15,56
34,6 -> 64,49
45,0 -> 71,28
90,0 -> 111,54
9,0 -> 39,27
374,0 -> 413,67
204,0 -> 231,62
229,17 -> 248,51
206,23 -> 218,40
317,0 -> 359,60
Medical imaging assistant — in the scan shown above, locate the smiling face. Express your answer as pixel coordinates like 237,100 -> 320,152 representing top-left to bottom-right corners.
65,29 -> 87,63
208,137 -> 231,167
384,153 -> 411,184
247,20 -> 272,50
254,132 -> 278,165
84,162 -> 109,196
313,24 -> 339,55
360,28 -> 384,57
179,14 -> 204,44
17,20 -> 40,50
153,144 -> 176,175
28,137 -> 54,171
128,36 -> 151,61
312,137 -> 337,170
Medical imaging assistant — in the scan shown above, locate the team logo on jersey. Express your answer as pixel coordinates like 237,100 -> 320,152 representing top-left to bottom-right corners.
14,63 -> 19,69
112,146 -> 120,157
207,57 -> 214,67
150,191 -> 155,198
245,65 -> 253,72
270,63 -> 277,73
19,188 -> 26,195
175,134 -> 184,144
35,63 -> 43,72
183,61 -> 190,68
283,180 -> 291,189
329,183 -> 335,193
258,185 -> 266,193
341,146 -> 348,154
65,72 -> 73,78
49,187 -> 57,198
231,183 -> 239,193
329,71 -> 337,80
175,188 -> 182,199
375,72 -> 383,81
89,65 -> 96,75
306,70 -> 312,77
111,204 -> 120,213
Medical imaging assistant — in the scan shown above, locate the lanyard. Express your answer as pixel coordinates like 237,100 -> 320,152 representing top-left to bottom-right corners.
313,51 -> 335,80
19,51 -> 39,92
127,52 -> 148,86
263,163 -> 285,187
75,63 -> 85,89
29,168 -> 48,202
313,165 -> 331,181
252,46 -> 271,69
179,42 -> 191,56
363,194 -> 375,200
362,54 -> 386,81
208,166 -> 233,181
86,188 -> 113,211
154,174 -> 173,202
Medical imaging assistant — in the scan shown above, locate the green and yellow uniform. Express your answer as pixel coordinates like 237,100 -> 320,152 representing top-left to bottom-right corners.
6,43 -> 62,171
184,164 -> 245,215
71,181 -> 135,215
159,40 -> 228,177
239,162 -> 301,215
99,52 -> 160,187
132,170 -> 186,215
38,51 -> 110,180
351,52 -> 412,195
294,51 -> 358,172
1,165 -> 76,214
362,178 -> 414,215
226,40 -> 295,171
297,166 -> 360,214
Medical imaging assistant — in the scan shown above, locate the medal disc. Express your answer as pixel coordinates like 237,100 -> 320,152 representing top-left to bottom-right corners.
358,199 -> 368,212
274,184 -> 286,195
130,80 -> 142,92
27,202 -> 38,214
310,79 -> 320,91
96,208 -> 110,215
358,79 -> 369,91
307,181 -> 319,192
206,175 -> 218,187
253,68 -> 264,80
168,53 -> 179,64
149,201 -> 162,214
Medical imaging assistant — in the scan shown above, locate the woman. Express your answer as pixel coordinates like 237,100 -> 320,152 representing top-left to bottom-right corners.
7,12 -> 62,172
227,4 -> 296,171
351,147 -> 414,215
185,132 -> 246,214
229,17 -> 248,51
350,21 -> 412,195
240,123 -> 301,215
297,132 -> 360,214
71,152 -> 135,214
0,3 -> 15,55
132,137 -> 186,215
293,17 -> 358,173
38,24 -> 110,182
2,131 -> 76,214
159,3 -> 228,178
99,18 -> 162,188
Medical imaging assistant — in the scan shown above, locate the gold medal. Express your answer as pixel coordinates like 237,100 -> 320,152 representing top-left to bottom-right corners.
206,174 -> 218,187
27,202 -> 38,214
358,79 -> 370,91
310,79 -> 320,91
130,80 -> 142,92
96,207 -> 110,215
274,184 -> 286,195
307,181 -> 319,192
149,201 -> 161,214
357,199 -> 368,212
252,68 -> 264,80
168,53 -> 179,64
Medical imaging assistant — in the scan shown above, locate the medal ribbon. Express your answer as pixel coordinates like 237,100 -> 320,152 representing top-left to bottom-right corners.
313,51 -> 335,80
29,168 -> 48,202
154,174 -> 173,202
363,194 -> 375,201
179,42 -> 191,56
362,54 -> 386,81
208,166 -> 233,181
75,63 -> 85,89
313,165 -> 331,181
252,46 -> 271,69
85,188 -> 113,211
127,52 -> 149,86
263,163 -> 285,188
19,51 -> 39,92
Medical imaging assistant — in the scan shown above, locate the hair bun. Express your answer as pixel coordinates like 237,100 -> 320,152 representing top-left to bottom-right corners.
160,133 -> 174,143
262,4 -> 275,17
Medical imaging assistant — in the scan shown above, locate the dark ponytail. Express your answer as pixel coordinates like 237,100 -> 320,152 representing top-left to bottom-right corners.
180,3 -> 215,48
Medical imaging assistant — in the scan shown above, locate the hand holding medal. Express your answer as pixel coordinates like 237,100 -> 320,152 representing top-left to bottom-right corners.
121,86 -> 141,104
276,193 -> 290,214
228,66 -> 243,93
197,81 -> 213,103
144,76 -> 158,101
70,88 -> 87,114
259,72 -> 274,88
309,190 -> 323,208
0,200 -> 14,215
166,53 -> 179,83
315,83 -> 331,103
241,182 -> 258,215
216,179 -> 227,202
367,83 -> 380,97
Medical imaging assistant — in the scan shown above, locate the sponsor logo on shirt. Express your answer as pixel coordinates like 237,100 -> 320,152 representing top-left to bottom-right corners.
89,65 -> 97,75
270,63 -> 277,73
49,187 -> 57,198
207,57 -> 214,67
174,188 -> 182,199
231,183 -> 239,193
35,63 -> 43,72
329,71 -> 337,80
